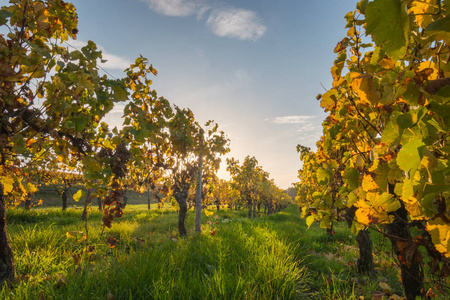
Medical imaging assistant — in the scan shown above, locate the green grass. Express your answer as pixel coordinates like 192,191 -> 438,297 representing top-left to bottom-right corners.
1,204 -> 448,299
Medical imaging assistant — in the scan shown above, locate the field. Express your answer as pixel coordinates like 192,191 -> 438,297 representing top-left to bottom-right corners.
2,202 -> 440,299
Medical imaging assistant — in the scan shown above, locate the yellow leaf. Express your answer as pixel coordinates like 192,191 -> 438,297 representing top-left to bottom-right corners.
306,215 -> 315,228
350,73 -> 379,105
404,200 -> 423,220
355,207 -> 377,225
66,231 -> 86,242
139,185 -> 146,194
320,89 -> 338,112
417,61 -> 438,80
73,190 -> 85,202
409,0 -> 438,28
0,177 -> 14,194
378,58 -> 396,69
26,183 -> 39,194
362,174 -> 379,192
426,218 -> 450,258
204,210 -> 214,217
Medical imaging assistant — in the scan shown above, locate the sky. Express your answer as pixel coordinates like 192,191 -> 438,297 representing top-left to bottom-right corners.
68,0 -> 358,189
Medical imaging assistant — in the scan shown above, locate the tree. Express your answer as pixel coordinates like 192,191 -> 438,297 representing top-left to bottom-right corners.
194,121 -> 229,233
119,56 -> 172,211
208,178 -> 233,210
297,0 -> 450,298
227,156 -> 287,217
167,109 -> 228,236
0,0 -> 131,284
227,156 -> 260,218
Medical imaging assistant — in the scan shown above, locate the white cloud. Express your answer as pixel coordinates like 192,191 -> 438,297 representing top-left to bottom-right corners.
140,0 -> 266,41
269,115 -> 316,124
101,52 -> 132,70
206,8 -> 266,41
64,40 -> 132,70
139,0 -> 204,17
296,123 -> 317,133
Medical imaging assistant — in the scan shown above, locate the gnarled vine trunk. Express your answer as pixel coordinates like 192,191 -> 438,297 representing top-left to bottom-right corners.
174,188 -> 189,236
24,195 -> 31,210
122,190 -> 128,209
345,206 -> 375,275
62,189 -> 68,211
387,205 -> 424,300
356,229 -> 374,275
81,189 -> 92,222
0,183 -> 14,285
148,189 -> 151,210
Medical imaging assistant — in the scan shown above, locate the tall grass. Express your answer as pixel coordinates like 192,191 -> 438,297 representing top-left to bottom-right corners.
2,205 -> 307,299
4,204 -> 446,299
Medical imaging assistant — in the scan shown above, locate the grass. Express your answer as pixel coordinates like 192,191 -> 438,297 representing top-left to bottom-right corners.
1,204 -> 449,299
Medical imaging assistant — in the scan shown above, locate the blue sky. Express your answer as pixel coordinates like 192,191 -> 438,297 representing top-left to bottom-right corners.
70,0 -> 357,188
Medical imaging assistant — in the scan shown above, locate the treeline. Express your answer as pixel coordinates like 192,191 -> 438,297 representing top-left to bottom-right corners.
295,1 -> 450,299
26,166 -> 292,217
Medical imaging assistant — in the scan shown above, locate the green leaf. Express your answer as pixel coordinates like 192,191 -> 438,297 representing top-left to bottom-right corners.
68,73 -> 78,83
75,116 -> 87,132
306,215 -> 315,228
402,82 -> 421,106
421,193 -> 438,217
397,140 -> 425,174
423,183 -> 450,195
329,125 -> 342,139
0,9 -> 12,26
381,119 -> 399,145
445,0 -> 450,11
365,0 -> 408,60
426,16 -> 450,43
344,168 -> 359,190
317,167 -> 330,185
396,112 -> 413,131
357,0 -> 369,14
73,190 -> 86,202
112,85 -> 128,101
12,133 -> 26,154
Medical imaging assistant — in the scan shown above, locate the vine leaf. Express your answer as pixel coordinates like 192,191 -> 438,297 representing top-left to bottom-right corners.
426,219 -> 450,258
426,16 -> 450,43
350,73 -> 379,105
73,190 -> 86,202
396,140 -> 425,174
365,0 -> 408,60
0,177 -> 14,194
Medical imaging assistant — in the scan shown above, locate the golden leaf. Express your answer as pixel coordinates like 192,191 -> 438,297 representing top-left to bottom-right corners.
350,73 -> 379,105
362,174 -> 379,192
409,0 -> 438,28
379,58 -> 396,69
26,182 -> 39,194
0,177 -> 14,194
426,218 -> 450,258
